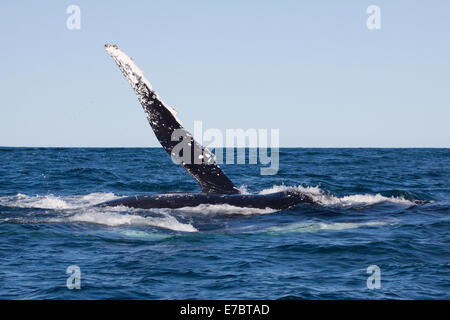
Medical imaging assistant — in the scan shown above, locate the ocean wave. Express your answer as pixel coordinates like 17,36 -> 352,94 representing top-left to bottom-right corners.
0,185 -> 421,232
0,193 -> 197,232
49,209 -> 197,232
0,192 -> 118,209
263,220 -> 396,234
259,185 -> 418,207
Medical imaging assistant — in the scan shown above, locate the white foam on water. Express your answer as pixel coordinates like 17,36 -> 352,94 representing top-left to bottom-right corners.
26,195 -> 70,209
0,192 -> 118,209
259,185 -> 417,207
0,185 -> 418,232
264,220 -> 395,234
0,193 -> 71,209
79,192 -> 118,204
119,230 -> 170,240
0,193 -> 197,233
175,203 -> 278,215
238,185 -> 250,194
50,209 -> 197,232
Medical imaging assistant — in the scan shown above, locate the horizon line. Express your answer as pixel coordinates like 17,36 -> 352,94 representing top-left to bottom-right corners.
1,146 -> 448,149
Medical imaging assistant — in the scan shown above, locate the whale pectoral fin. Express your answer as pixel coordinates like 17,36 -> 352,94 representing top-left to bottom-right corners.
105,44 -> 240,194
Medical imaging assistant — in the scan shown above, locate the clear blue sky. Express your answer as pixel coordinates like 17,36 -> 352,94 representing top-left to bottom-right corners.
0,1 -> 449,147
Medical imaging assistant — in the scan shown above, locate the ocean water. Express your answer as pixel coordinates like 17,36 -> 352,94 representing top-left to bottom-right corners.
0,147 -> 448,299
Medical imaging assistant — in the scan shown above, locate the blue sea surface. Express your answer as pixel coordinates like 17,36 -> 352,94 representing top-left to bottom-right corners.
0,148 -> 448,299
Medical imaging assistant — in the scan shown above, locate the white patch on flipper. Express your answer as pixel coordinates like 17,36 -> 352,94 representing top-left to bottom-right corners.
104,44 -> 183,125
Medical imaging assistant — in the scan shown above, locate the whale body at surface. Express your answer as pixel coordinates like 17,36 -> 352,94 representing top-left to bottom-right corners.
96,190 -> 313,210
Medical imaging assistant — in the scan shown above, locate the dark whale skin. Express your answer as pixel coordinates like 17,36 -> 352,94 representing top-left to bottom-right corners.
96,190 -> 313,210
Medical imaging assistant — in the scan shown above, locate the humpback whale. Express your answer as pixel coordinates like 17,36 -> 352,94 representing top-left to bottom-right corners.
97,44 -> 313,210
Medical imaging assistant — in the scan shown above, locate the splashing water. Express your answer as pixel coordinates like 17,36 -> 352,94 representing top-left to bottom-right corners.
0,193 -> 197,232
259,185 -> 419,207
0,184 -> 416,236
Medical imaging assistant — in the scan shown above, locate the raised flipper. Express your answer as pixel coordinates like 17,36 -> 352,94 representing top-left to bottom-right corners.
105,45 -> 240,194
